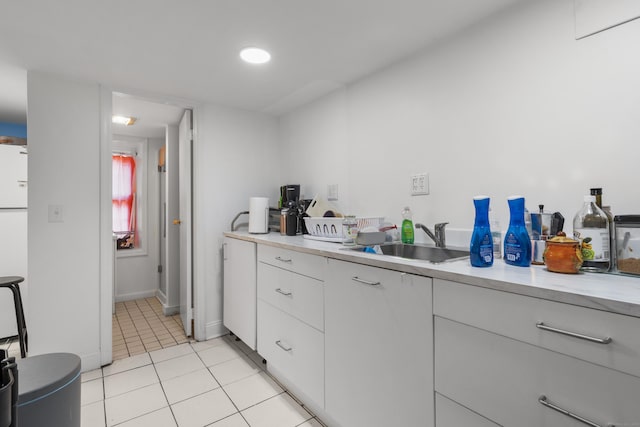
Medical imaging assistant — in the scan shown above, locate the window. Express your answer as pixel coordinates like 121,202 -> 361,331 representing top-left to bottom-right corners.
113,136 -> 147,255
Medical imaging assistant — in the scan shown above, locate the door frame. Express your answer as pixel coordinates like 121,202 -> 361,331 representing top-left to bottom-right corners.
99,88 -> 203,365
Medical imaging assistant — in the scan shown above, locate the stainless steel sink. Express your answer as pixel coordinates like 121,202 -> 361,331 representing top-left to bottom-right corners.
344,243 -> 469,264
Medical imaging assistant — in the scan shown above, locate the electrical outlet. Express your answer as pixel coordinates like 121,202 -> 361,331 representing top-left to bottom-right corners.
410,173 -> 429,196
327,184 -> 339,201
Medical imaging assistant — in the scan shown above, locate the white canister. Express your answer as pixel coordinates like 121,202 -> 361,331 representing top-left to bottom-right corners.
248,197 -> 269,234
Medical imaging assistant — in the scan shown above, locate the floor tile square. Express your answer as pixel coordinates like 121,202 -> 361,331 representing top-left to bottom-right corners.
241,393 -> 312,427
161,368 -> 220,404
223,372 -> 283,410
116,407 -> 177,427
209,355 -> 261,386
103,353 -> 152,377
81,378 -> 104,406
104,383 -> 167,426
154,352 -> 205,381
149,342 -> 194,363
81,368 -> 103,383
198,341 -> 244,367
211,413 -> 250,427
298,419 -> 325,427
190,337 -> 227,352
171,388 -> 237,427
104,364 -> 159,398
81,400 -> 105,427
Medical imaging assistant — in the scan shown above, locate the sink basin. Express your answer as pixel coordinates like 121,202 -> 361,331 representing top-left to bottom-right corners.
344,243 -> 469,264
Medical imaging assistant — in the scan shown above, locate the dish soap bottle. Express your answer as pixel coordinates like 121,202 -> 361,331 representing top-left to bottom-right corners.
470,196 -> 493,267
401,206 -> 414,244
573,195 -> 610,272
504,196 -> 531,267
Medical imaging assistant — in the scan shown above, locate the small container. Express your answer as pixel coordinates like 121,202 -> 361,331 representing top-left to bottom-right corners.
286,208 -> 298,236
543,233 -> 583,274
614,215 -> 640,276
342,216 -> 359,246
280,209 -> 288,235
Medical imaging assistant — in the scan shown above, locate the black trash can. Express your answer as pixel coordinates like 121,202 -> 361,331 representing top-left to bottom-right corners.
16,353 -> 81,427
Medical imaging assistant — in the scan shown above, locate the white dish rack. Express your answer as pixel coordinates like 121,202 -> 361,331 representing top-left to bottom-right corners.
303,217 -> 384,242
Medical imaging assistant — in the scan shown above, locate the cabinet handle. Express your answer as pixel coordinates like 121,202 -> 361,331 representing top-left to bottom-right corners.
275,288 -> 292,296
536,322 -> 612,344
538,395 -> 611,427
351,276 -> 381,286
275,256 -> 292,263
275,340 -> 292,352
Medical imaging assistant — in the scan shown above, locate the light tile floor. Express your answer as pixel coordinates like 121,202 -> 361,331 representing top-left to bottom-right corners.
82,334 -> 327,427
113,297 -> 189,360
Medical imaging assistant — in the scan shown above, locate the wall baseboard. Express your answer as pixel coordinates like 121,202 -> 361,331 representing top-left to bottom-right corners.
82,351 -> 102,372
162,304 -> 180,316
204,320 -> 228,341
115,290 -> 157,303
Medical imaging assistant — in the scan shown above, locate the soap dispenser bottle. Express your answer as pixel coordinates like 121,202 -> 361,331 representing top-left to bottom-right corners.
401,207 -> 414,244
470,196 -> 493,267
504,195 -> 531,267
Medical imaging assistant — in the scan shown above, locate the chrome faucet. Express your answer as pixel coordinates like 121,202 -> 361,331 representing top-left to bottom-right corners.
415,222 -> 448,248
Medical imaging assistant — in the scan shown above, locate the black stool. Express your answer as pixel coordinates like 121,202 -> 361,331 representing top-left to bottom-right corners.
0,277 -> 27,358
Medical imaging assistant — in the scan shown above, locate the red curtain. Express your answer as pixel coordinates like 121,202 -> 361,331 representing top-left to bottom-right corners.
113,155 -> 137,247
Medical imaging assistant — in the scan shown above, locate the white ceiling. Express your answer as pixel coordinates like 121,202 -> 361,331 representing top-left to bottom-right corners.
0,0 -> 527,128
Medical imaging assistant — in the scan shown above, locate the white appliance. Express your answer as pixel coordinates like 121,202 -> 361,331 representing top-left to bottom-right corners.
0,144 -> 28,340
248,197 -> 269,234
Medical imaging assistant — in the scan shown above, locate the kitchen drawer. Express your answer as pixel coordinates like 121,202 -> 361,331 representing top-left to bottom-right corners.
258,262 -> 324,331
258,245 -> 325,280
257,300 -> 324,408
435,317 -> 640,426
434,278 -> 640,378
435,393 -> 499,427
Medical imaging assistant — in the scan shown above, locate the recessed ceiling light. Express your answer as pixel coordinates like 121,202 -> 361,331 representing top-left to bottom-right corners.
112,115 -> 137,126
240,47 -> 271,65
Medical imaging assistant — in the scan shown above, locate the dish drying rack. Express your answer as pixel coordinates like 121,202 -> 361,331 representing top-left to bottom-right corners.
303,217 -> 384,243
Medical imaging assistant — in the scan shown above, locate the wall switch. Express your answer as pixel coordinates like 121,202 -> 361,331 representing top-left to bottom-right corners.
327,184 -> 339,201
410,173 -> 429,196
48,205 -> 64,223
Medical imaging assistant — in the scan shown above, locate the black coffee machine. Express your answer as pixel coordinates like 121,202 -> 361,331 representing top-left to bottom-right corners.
280,185 -> 300,208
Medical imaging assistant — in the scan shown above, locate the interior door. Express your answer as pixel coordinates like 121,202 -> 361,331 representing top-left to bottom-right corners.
178,110 -> 193,337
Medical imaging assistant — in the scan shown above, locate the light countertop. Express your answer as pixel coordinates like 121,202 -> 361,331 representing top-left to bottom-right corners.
224,231 -> 640,318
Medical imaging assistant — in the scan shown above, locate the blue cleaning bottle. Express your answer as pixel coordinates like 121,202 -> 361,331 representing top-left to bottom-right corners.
504,196 -> 531,267
470,196 -> 493,267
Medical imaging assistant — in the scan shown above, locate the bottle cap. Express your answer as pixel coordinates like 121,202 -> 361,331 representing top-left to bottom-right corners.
473,195 -> 489,200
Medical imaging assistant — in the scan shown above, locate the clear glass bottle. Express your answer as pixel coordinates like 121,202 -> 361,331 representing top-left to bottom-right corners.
470,196 -> 493,267
590,188 -> 614,267
401,207 -> 414,244
489,208 -> 502,259
504,196 -> 531,267
573,195 -> 610,272
342,215 -> 358,246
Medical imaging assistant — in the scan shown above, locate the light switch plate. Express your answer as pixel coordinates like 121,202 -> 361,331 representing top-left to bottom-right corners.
410,173 -> 429,196
328,184 -> 339,201
48,204 -> 64,223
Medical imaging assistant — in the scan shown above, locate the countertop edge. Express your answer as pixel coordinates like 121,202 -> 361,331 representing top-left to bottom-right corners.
224,232 -> 640,318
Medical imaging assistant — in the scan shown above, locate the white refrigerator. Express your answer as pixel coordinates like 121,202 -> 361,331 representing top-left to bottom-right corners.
0,144 -> 28,340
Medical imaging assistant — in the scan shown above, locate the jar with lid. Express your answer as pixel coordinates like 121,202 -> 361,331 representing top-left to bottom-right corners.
280,208 -> 288,235
614,215 -> 640,276
342,216 -> 358,246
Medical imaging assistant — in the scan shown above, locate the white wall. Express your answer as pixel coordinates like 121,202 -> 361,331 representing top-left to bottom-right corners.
279,0 -> 640,244
194,104 -> 280,340
115,136 -> 164,301
27,71 -> 102,369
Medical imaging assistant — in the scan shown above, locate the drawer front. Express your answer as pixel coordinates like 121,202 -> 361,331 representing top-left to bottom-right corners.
258,262 -> 324,331
258,245 -> 325,280
435,393 -> 499,427
435,317 -> 640,426
434,278 -> 640,377
257,300 -> 324,408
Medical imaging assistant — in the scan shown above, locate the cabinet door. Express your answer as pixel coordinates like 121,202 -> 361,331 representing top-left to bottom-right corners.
0,144 -> 27,208
435,393 -> 499,427
223,237 -> 257,350
325,259 -> 433,427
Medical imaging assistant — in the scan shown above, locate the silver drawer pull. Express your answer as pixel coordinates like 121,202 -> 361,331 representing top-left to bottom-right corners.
538,395 -> 611,427
275,340 -> 292,352
536,322 -> 612,344
275,288 -> 292,296
351,276 -> 381,286
275,256 -> 292,263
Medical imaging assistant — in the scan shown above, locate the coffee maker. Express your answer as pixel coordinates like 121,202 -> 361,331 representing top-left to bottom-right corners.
280,185 -> 300,208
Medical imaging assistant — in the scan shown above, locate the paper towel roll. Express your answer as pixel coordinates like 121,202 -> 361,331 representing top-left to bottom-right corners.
248,197 -> 269,234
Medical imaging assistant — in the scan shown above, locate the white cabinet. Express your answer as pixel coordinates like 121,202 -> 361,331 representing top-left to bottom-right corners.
433,279 -> 640,426
435,393 -> 499,427
257,244 -> 325,409
0,144 -> 27,208
325,259 -> 433,427
223,237 -> 257,350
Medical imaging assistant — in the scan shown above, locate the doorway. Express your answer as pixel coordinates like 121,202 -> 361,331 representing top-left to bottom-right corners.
109,93 -> 193,360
